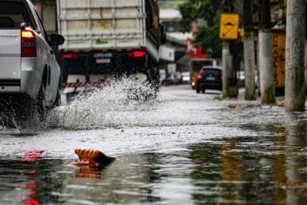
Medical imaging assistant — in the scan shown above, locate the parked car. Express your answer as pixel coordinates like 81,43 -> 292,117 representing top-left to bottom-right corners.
0,0 -> 64,123
181,72 -> 191,84
173,72 -> 181,85
162,73 -> 182,85
196,66 -> 222,93
237,69 -> 259,88
162,73 -> 175,86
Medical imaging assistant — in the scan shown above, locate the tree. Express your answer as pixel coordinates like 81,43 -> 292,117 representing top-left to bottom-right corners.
178,0 -> 222,58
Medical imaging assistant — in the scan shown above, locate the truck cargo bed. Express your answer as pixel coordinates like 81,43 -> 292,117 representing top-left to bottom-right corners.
57,0 -> 149,51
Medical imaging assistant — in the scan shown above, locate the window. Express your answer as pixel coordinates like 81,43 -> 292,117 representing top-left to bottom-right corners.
0,2 -> 35,29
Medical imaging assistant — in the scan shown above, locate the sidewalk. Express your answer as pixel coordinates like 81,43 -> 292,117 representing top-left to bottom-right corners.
227,88 -> 286,106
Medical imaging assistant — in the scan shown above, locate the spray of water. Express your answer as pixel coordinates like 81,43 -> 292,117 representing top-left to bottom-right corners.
47,76 -> 162,130
0,96 -> 44,133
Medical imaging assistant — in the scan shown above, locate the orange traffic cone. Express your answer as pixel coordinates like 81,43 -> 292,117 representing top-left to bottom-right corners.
73,149 -> 115,168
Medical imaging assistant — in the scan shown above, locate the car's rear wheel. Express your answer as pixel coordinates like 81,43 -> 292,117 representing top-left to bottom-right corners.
53,88 -> 61,108
36,81 -> 48,122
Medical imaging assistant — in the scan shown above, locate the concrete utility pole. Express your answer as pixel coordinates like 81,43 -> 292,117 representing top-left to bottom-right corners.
243,0 -> 256,100
285,0 -> 306,112
222,0 -> 238,98
222,42 -> 233,97
258,0 -> 275,104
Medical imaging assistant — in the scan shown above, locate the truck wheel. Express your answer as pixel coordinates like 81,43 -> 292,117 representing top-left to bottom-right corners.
142,57 -> 159,100
147,57 -> 159,84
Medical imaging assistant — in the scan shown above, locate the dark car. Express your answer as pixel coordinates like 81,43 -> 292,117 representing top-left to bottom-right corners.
196,66 -> 222,93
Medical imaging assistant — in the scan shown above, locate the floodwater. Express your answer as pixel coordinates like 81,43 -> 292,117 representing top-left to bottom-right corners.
1,82 -> 307,204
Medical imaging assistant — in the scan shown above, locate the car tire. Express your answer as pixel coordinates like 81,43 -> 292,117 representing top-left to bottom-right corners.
196,88 -> 200,93
53,88 -> 61,108
36,81 -> 48,122
202,89 -> 205,93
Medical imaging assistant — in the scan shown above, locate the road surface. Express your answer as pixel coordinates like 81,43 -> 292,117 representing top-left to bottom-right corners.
0,84 -> 306,205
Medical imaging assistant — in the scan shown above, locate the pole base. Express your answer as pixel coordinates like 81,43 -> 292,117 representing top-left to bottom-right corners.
228,86 -> 239,99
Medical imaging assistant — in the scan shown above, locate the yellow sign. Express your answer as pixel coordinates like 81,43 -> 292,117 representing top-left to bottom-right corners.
272,30 -> 286,88
219,13 -> 239,40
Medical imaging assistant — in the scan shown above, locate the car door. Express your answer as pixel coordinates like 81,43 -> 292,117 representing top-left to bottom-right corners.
31,7 -> 60,104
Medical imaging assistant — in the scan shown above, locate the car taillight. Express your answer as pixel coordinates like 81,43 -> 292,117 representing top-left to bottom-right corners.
61,53 -> 79,59
197,70 -> 203,79
128,51 -> 146,58
220,70 -> 223,80
21,30 -> 36,57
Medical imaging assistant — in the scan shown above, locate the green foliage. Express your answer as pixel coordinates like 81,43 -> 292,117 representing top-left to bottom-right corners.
179,0 -> 222,58
272,2 -> 286,23
178,2 -> 197,32
194,12 -> 222,58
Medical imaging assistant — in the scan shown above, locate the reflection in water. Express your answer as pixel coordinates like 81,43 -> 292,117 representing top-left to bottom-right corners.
186,120 -> 307,204
75,166 -> 103,179
2,121 -> 307,204
189,143 -> 221,204
272,134 -> 287,204
0,158 -> 65,204
285,117 -> 307,205
219,139 -> 242,203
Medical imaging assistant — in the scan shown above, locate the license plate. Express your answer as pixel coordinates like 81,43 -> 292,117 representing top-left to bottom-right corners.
94,53 -> 112,58
206,76 -> 216,80
96,58 -> 111,64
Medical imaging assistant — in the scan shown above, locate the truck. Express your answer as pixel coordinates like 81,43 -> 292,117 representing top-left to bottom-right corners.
56,0 -> 162,96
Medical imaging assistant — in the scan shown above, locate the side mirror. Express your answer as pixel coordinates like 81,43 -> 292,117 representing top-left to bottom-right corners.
48,33 -> 65,46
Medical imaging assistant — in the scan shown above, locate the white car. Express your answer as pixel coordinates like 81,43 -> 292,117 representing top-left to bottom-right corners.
181,72 -> 191,84
0,0 -> 64,124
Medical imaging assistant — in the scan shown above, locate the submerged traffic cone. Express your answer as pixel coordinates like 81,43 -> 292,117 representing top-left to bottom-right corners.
73,149 -> 115,167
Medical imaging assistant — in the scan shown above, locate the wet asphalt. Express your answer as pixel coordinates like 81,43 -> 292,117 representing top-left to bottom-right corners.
0,85 -> 307,205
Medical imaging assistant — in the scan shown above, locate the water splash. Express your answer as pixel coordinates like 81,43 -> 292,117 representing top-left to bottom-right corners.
0,97 -> 43,133
47,76 -> 162,129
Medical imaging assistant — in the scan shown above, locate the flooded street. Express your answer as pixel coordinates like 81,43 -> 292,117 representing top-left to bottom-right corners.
1,85 -> 307,204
